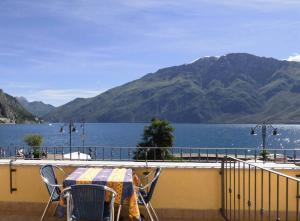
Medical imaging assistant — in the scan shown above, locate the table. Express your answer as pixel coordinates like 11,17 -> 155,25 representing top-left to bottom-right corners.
63,167 -> 141,220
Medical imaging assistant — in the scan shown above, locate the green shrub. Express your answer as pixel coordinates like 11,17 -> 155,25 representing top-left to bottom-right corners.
259,149 -> 269,161
24,134 -> 43,158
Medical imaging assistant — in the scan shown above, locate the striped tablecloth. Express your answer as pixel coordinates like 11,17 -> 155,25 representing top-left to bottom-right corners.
63,167 -> 140,220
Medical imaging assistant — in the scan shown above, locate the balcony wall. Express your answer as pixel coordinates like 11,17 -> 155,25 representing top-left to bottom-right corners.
0,159 -> 299,221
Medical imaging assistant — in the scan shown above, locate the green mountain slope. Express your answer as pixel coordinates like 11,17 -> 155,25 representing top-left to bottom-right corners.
43,53 -> 300,123
16,96 -> 56,117
0,90 -> 36,123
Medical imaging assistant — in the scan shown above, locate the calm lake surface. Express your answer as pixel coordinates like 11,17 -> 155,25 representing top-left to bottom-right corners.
0,123 -> 300,150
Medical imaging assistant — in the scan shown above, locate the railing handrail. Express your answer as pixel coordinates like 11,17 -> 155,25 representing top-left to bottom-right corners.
2,146 -> 300,163
225,156 -> 300,182
3,146 -> 300,151
222,156 -> 300,221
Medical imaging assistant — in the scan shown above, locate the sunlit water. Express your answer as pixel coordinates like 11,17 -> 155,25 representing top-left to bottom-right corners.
0,123 -> 300,149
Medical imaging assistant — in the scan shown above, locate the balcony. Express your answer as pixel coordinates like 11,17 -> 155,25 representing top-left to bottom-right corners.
0,147 -> 300,221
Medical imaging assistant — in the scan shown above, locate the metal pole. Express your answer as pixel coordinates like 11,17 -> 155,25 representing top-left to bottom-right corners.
69,123 -> 72,160
82,123 -> 85,148
262,123 -> 267,150
221,158 -> 225,217
145,149 -> 148,167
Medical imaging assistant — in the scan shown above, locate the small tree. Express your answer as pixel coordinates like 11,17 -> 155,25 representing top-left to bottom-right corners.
135,117 -> 174,160
24,134 -> 43,158
259,149 -> 269,161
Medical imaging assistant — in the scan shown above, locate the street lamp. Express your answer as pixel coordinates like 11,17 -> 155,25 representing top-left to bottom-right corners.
250,122 -> 278,150
59,121 -> 77,159
81,122 -> 85,148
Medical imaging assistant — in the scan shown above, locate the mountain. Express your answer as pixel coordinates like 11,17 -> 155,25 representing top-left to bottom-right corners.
0,90 -> 36,123
16,97 -> 55,117
43,53 -> 300,123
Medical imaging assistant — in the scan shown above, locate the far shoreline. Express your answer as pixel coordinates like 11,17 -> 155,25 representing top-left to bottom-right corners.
2,122 -> 300,125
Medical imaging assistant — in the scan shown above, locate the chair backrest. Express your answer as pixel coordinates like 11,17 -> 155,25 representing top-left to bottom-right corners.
40,165 -> 61,201
69,184 -> 115,221
145,168 -> 161,203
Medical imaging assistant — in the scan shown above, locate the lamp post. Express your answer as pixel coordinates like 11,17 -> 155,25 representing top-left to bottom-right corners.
81,122 -> 85,148
59,121 -> 77,159
250,122 -> 278,150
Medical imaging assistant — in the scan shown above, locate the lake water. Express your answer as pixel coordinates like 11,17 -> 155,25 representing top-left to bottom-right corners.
0,123 -> 300,150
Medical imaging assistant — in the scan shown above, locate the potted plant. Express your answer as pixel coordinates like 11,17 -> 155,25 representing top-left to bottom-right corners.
24,134 -> 43,159
259,149 -> 270,161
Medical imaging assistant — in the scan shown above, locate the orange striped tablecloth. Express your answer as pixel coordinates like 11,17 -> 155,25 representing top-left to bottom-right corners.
63,167 -> 140,220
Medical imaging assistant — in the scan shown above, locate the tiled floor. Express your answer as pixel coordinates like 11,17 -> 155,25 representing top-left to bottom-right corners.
0,215 -> 57,221
0,202 -> 223,221
0,215 -> 197,221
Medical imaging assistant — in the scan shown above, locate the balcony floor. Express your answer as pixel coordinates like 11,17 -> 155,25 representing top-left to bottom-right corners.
0,215 -> 218,221
0,202 -> 223,221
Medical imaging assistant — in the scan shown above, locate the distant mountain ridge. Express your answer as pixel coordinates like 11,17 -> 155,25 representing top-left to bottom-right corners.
16,97 -> 55,117
0,90 -> 36,123
43,53 -> 300,123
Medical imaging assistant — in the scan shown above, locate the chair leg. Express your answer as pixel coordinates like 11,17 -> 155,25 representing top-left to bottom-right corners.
40,189 -> 55,221
148,202 -> 159,221
66,194 -> 71,221
145,203 -> 155,221
139,194 -> 154,221
116,204 -> 122,221
52,202 -> 59,216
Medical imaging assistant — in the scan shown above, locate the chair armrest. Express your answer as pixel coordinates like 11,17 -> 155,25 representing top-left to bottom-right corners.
40,165 -> 67,188
41,176 -> 63,188
52,165 -> 68,177
136,168 -> 161,191
139,170 -> 154,180
53,165 -> 68,188
103,186 -> 117,198
137,183 -> 151,190
61,187 -> 71,198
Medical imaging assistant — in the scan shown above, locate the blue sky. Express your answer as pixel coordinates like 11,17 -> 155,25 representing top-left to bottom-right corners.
1,0 -> 300,106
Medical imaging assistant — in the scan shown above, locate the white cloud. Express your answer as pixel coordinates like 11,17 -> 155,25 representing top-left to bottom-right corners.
287,54 -> 300,62
116,0 -> 300,9
4,82 -> 41,90
209,0 -> 300,6
23,89 -> 104,107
